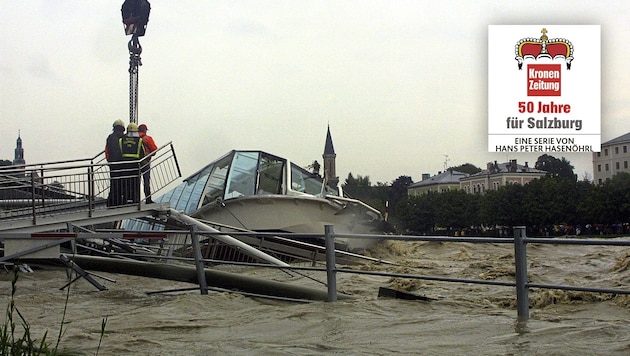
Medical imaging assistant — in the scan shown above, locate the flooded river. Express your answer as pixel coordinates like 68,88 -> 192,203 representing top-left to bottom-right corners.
2,238 -> 630,355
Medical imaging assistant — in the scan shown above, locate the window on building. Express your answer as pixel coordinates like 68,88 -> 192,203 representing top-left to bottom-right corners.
624,146 -> 628,153
597,152 -> 601,157
616,162 -> 620,170
598,164 -> 601,172
615,147 -> 619,154
605,148 -> 609,156
625,161 -> 628,169
605,163 -> 609,171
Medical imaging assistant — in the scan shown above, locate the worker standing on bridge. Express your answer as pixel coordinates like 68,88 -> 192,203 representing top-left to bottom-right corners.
105,119 -> 126,206
138,124 -> 157,204
119,123 -> 146,204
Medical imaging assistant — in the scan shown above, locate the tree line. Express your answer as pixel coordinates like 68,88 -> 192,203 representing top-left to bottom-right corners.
341,155 -> 630,236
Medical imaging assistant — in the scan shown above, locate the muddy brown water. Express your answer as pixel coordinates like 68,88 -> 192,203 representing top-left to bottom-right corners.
2,239 -> 630,355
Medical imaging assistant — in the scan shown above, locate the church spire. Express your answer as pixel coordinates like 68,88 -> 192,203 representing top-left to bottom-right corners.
324,125 -> 335,155
322,125 -> 339,189
13,130 -> 25,166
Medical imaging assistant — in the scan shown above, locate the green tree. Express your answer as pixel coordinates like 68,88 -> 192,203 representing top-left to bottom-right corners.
521,175 -> 580,226
342,173 -> 372,201
367,182 -> 389,217
450,163 -> 481,175
434,189 -> 477,231
398,193 -> 438,233
574,179 -> 595,224
535,154 -> 576,181
479,183 -> 526,227
595,172 -> 630,224
389,175 -> 412,207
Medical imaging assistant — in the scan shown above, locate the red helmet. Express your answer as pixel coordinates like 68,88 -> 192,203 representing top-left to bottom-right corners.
139,124 -> 148,132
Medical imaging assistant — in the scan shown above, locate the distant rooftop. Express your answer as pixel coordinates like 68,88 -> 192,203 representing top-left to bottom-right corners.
602,132 -> 630,146
466,159 -> 545,178
408,169 -> 468,188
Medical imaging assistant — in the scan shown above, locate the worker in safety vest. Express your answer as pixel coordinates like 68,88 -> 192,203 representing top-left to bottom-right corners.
138,123 -> 157,203
118,123 -> 146,204
105,119 -> 126,206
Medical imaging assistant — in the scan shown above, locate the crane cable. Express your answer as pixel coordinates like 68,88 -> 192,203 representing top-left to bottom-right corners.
128,35 -> 142,125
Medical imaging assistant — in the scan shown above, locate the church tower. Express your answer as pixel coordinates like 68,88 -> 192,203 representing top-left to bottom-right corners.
13,131 -> 25,166
322,125 -> 339,189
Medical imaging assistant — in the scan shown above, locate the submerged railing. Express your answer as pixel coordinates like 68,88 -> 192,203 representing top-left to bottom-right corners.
1,221 -> 628,320
180,225 -> 630,319
0,142 -> 181,223
322,226 -> 630,320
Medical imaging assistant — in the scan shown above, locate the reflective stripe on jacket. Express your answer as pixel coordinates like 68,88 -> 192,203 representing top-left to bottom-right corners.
119,136 -> 145,160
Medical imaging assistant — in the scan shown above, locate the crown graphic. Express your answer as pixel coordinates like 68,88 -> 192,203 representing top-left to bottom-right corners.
515,28 -> 574,70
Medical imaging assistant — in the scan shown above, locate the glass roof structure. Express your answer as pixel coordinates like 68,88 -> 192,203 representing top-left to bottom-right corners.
155,150 -> 337,216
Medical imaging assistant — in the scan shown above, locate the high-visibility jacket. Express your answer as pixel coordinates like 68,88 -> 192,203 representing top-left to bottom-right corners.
139,132 -> 158,156
119,136 -> 145,160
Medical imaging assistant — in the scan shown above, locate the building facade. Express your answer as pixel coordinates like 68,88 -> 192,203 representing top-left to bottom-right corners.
459,159 -> 545,194
592,132 -> 630,185
407,169 -> 468,196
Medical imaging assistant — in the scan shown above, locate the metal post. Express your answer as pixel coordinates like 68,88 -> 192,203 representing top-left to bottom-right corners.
59,254 -> 108,291
66,222 -> 77,255
88,165 -> 94,217
138,164 -> 143,209
39,168 -> 46,209
325,225 -> 337,302
513,226 -> 529,320
30,173 -> 37,225
190,224 -> 208,295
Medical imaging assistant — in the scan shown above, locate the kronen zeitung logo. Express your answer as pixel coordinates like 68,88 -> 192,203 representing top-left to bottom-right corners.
509,28 -> 580,131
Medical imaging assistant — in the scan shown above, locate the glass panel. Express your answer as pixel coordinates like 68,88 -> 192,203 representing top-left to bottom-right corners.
201,154 -> 232,206
225,151 -> 258,199
123,218 -> 165,232
174,179 -> 196,211
184,165 -> 213,214
156,186 -> 174,203
257,153 -> 285,195
290,163 -> 336,196
167,183 -> 186,208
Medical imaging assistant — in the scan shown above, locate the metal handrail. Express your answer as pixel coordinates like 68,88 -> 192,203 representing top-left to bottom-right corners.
1,220 -> 628,319
146,226 -> 630,318
322,226 -> 630,319
0,142 -> 181,222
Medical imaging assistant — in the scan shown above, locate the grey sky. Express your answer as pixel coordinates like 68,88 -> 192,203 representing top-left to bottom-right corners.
1,1 -> 628,183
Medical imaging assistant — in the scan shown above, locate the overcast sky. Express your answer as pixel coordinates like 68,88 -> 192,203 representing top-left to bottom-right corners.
1,1 -> 628,184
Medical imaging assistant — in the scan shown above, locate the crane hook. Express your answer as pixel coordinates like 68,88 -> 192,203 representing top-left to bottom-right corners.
128,35 -> 142,56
